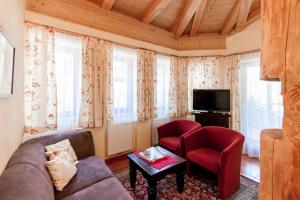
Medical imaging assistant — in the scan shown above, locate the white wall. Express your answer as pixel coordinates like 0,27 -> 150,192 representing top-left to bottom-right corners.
226,20 -> 261,55
0,0 -> 25,173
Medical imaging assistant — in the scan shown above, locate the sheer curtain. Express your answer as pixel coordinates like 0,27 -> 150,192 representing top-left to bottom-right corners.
112,45 -> 137,123
156,54 -> 170,119
55,32 -> 82,129
240,53 -> 283,157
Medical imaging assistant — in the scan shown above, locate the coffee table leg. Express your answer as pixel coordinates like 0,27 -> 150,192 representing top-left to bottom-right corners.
129,160 -> 136,188
176,169 -> 184,193
147,180 -> 157,200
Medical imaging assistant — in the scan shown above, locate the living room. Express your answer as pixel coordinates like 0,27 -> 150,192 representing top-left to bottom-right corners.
0,0 -> 299,199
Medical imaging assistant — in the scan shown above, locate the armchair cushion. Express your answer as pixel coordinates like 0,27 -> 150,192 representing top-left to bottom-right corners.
187,148 -> 221,174
159,137 -> 180,153
55,156 -> 113,200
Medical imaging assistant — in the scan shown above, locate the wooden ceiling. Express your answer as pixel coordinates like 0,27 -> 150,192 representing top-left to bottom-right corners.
26,0 -> 261,50
86,0 -> 260,37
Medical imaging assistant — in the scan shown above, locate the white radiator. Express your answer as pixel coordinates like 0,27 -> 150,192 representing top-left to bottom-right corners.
107,123 -> 134,156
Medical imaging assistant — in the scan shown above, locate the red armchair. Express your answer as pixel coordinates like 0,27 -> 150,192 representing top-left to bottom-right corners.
157,119 -> 201,156
184,126 -> 245,199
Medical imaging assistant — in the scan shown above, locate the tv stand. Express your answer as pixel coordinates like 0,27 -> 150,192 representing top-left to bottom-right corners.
194,112 -> 231,128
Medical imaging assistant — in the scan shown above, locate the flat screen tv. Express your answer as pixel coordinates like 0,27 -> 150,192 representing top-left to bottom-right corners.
193,89 -> 230,112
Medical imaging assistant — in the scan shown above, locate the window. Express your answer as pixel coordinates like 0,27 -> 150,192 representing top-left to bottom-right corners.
55,32 -> 82,129
156,55 -> 170,119
112,45 -> 137,123
240,55 -> 283,157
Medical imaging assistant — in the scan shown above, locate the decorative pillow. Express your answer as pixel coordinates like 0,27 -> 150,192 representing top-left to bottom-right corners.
46,158 -> 77,191
45,139 -> 78,163
46,149 -> 75,164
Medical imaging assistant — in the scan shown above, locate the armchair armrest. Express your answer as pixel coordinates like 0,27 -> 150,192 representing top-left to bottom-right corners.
218,136 -> 244,198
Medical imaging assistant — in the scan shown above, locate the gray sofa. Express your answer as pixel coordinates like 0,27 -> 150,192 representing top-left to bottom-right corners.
0,131 -> 133,200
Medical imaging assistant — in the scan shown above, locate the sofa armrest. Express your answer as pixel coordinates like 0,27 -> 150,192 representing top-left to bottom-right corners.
26,130 -> 95,160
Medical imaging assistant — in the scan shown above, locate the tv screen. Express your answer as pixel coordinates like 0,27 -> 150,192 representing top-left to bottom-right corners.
193,89 -> 230,112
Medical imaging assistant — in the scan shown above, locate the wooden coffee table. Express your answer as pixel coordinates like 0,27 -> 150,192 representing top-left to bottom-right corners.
127,146 -> 186,200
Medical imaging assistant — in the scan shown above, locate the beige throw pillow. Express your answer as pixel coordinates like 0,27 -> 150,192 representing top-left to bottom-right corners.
45,139 -> 78,163
46,149 -> 74,164
46,158 -> 77,191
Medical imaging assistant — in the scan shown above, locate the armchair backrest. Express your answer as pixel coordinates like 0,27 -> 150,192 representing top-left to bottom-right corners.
204,126 -> 244,152
174,119 -> 201,136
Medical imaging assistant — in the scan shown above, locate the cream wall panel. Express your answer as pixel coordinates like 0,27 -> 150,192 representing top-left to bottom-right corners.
0,0 -> 25,174
135,121 -> 152,150
90,127 -> 106,159
226,20 -> 261,55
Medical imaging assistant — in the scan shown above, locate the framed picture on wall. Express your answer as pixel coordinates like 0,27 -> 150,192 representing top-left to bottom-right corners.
0,26 -> 15,98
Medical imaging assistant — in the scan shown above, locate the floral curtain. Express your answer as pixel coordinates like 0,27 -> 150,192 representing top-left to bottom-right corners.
24,24 -> 57,134
188,56 -> 231,111
169,56 -> 189,118
79,37 -> 113,128
227,55 -> 241,131
137,49 -> 157,121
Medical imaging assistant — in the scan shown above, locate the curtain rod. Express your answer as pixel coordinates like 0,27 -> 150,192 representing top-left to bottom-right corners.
25,21 -> 260,58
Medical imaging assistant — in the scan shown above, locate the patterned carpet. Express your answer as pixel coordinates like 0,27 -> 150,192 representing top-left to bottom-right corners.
115,169 -> 258,200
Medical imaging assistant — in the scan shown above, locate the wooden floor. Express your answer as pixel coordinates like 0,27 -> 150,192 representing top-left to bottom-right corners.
105,154 -> 260,183
241,154 -> 260,182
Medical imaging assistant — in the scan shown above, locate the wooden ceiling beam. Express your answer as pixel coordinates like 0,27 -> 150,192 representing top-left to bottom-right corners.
26,0 -> 178,49
235,0 -> 253,31
141,0 -> 172,24
173,0 -> 203,38
246,8 -> 261,26
190,0 -> 207,36
26,0 -> 228,50
101,0 -> 116,10
221,0 -> 241,35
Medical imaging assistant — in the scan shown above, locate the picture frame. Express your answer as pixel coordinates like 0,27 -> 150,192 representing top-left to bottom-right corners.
0,26 -> 15,98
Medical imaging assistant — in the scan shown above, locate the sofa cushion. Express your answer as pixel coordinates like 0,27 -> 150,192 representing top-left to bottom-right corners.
62,177 -> 133,200
159,137 -> 180,153
0,164 -> 55,200
187,148 -> 221,174
55,156 -> 114,200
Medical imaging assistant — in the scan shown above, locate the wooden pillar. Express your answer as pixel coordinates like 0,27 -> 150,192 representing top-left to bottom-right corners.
259,0 -> 300,199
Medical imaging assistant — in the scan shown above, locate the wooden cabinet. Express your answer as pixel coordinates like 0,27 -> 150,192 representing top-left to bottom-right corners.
194,112 -> 231,128
260,0 -> 289,80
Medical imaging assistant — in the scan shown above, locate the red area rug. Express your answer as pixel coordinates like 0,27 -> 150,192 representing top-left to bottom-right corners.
115,169 -> 258,200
